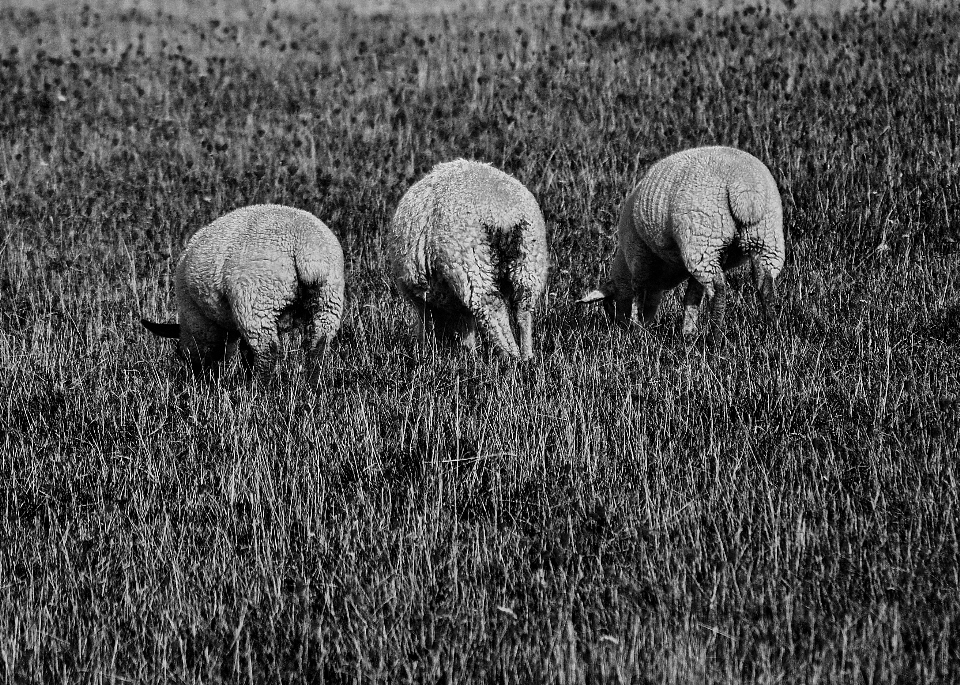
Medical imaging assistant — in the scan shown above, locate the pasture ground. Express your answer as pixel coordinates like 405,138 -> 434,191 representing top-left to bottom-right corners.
1,0 -> 958,682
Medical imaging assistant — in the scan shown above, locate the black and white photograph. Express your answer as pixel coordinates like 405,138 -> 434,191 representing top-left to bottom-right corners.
1,0 -> 958,681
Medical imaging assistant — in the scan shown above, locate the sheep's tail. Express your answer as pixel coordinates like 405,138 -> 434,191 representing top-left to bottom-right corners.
493,216 -> 549,299
294,237 -> 344,290
726,178 -> 767,229
486,218 -> 525,264
293,237 -> 346,348
727,175 -> 784,269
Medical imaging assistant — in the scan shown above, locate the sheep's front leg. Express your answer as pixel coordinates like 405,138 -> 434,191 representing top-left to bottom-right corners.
457,314 -> 478,353
397,282 -> 444,344
180,327 -> 230,377
636,289 -> 664,324
604,297 -> 633,326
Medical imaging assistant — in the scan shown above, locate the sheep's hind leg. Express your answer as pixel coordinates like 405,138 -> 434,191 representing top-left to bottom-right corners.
681,279 -> 705,340
515,308 -> 534,360
707,272 -> 729,343
447,265 -> 520,359
229,288 -> 283,379
505,292 -> 536,360
302,284 -> 345,360
506,254 -> 545,360
511,275 -> 546,359
505,265 -> 538,360
683,258 -> 728,343
243,326 -> 281,377
232,335 -> 255,372
751,257 -> 778,327
297,301 -> 340,388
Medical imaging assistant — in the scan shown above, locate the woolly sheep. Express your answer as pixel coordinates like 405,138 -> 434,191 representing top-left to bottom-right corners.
387,159 -> 549,360
579,146 -> 785,338
141,204 -> 345,375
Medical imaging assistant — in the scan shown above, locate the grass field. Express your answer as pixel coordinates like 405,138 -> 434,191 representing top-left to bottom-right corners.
1,0 -> 959,682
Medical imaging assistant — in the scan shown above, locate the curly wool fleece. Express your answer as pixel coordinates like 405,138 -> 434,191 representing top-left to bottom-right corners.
580,146 -> 785,337
387,159 -> 549,359
142,204 -> 345,374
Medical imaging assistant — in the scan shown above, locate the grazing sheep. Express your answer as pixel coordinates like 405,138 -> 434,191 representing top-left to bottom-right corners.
141,204 -> 345,376
387,159 -> 549,360
579,146 -> 785,338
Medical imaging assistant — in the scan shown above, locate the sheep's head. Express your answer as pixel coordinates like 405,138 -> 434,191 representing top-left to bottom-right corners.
141,318 -> 190,366
576,244 -> 633,324
142,319 -> 248,377
577,283 -> 631,323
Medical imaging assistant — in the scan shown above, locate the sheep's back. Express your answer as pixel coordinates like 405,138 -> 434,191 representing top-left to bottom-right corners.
389,160 -> 547,312
630,146 -> 779,267
427,162 -> 540,256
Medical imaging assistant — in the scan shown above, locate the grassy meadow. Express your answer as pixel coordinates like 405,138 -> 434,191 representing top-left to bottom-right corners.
1,0 -> 959,682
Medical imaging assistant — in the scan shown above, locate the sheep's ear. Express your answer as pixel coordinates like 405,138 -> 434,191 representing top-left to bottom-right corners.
577,288 -> 612,304
141,318 -> 180,338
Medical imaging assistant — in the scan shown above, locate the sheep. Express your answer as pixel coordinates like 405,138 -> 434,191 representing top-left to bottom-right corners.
578,146 -> 785,339
141,204 -> 345,376
386,159 -> 549,360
